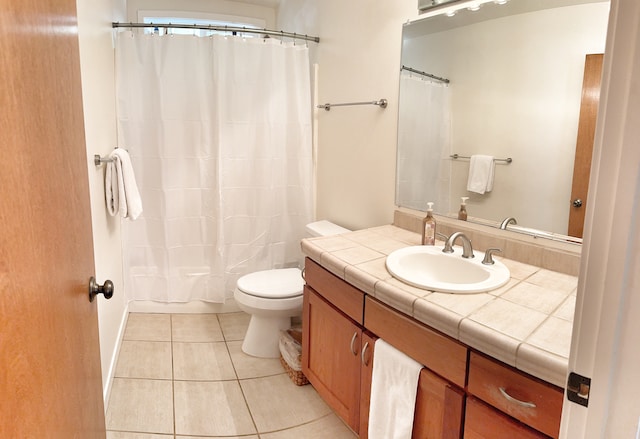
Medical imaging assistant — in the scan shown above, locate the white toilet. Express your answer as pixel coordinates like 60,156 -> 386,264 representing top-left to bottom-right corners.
234,220 -> 350,358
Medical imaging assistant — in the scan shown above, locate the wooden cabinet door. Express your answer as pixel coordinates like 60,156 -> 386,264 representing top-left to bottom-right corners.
464,397 -> 548,439
302,286 -> 362,433
358,331 -> 377,438
412,368 -> 465,439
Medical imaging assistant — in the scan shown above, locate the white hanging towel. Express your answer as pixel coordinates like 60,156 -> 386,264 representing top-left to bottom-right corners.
466,154 -> 495,194
368,339 -> 423,439
105,148 -> 143,220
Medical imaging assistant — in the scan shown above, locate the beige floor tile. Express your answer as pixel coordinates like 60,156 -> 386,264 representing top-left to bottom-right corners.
124,313 -> 172,342
173,342 -> 236,381
218,312 -> 251,341
107,433 -> 172,439
260,413 -> 357,439
106,378 -> 173,434
240,374 -> 331,433
115,341 -> 172,379
227,340 -> 284,379
174,380 -> 256,436
172,313 -> 224,342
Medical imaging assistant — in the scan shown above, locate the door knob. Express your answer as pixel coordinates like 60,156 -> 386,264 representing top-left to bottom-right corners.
89,276 -> 114,302
572,199 -> 583,208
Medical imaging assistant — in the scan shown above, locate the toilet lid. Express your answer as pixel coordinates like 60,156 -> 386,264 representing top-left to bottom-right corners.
237,268 -> 304,299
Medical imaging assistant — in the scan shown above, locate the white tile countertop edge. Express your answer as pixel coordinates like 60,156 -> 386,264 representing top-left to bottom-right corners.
301,225 -> 576,389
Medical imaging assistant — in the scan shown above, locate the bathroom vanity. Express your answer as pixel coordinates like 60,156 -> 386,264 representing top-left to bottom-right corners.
301,222 -> 576,438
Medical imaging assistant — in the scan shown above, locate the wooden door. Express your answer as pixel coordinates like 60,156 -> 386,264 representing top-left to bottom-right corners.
412,368 -> 465,439
568,54 -> 604,238
302,287 -> 362,433
0,0 -> 106,437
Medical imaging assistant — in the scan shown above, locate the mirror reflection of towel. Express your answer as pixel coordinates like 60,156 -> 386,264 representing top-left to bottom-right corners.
467,155 -> 495,194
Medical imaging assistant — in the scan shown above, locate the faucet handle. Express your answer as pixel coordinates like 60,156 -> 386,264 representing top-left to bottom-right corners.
482,248 -> 502,265
436,232 -> 449,242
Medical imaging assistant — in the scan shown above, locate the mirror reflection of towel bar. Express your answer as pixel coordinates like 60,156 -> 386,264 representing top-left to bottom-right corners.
450,154 -> 512,164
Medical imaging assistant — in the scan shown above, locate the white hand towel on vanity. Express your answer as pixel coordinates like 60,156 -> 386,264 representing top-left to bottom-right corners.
105,148 -> 143,220
466,154 -> 495,194
368,339 -> 423,439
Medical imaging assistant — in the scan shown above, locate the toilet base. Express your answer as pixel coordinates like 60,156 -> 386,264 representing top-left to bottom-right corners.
241,314 -> 292,358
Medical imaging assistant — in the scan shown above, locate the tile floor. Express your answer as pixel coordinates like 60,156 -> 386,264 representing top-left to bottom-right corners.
106,312 -> 357,439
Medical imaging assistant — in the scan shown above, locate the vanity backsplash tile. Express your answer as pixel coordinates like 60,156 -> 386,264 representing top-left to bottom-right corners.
394,209 -> 581,276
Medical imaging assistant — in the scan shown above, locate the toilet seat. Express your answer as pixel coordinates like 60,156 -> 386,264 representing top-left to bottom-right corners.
236,268 -> 303,299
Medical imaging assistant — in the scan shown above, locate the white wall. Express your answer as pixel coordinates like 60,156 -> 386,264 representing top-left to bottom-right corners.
402,2 -> 609,234
278,0 -> 419,231
126,0 -> 276,27
76,0 -> 128,403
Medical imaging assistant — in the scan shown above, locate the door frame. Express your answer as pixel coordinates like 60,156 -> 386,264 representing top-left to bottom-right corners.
560,0 -> 640,436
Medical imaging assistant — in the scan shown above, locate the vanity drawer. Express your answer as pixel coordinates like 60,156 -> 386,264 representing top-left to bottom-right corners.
304,258 -> 365,324
364,296 -> 467,387
467,352 -> 563,438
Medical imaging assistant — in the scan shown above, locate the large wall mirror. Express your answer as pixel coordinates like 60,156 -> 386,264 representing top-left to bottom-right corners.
396,0 -> 610,242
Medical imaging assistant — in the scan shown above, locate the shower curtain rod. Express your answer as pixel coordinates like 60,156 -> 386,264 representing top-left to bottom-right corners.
112,22 -> 320,43
401,65 -> 450,84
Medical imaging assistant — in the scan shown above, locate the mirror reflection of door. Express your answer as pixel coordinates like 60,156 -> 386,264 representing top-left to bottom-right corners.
568,53 -> 604,238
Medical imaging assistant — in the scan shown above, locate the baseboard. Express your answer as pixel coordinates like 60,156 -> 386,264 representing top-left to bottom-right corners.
102,302 -> 130,407
127,298 -> 241,314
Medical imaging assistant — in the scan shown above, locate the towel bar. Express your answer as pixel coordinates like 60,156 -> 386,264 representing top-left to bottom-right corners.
450,154 -> 512,164
94,154 -> 115,166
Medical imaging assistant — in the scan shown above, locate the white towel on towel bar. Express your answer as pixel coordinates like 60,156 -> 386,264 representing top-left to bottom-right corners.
368,339 -> 423,439
466,154 -> 495,194
105,148 -> 143,220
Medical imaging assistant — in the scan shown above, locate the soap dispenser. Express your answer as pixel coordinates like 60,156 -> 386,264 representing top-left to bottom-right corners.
458,197 -> 469,221
422,202 -> 436,245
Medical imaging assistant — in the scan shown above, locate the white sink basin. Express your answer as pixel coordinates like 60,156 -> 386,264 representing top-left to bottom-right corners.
385,246 -> 510,294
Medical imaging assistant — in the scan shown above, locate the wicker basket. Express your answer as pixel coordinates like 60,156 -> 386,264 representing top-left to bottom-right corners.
279,328 -> 309,386
280,355 -> 309,386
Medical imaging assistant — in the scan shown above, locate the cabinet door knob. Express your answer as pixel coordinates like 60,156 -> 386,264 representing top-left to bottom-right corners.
499,387 -> 536,408
350,332 -> 358,356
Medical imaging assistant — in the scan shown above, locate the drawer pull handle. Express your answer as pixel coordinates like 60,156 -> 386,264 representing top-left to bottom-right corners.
499,387 -> 537,408
350,332 -> 358,356
361,341 -> 371,366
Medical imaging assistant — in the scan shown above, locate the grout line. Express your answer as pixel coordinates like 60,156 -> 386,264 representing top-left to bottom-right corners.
170,313 -> 176,437
218,313 -> 261,436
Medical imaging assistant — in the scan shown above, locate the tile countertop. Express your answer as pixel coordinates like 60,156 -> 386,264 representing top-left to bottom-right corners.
301,225 -> 577,389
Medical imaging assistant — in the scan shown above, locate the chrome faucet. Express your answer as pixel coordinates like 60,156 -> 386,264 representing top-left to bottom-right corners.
499,217 -> 517,229
442,232 -> 474,258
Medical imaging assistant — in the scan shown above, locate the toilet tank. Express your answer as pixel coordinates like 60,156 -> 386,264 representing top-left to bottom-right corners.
305,220 -> 351,237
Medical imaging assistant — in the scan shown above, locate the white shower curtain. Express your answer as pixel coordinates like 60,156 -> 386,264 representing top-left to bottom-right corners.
115,32 -> 313,303
396,71 -> 451,214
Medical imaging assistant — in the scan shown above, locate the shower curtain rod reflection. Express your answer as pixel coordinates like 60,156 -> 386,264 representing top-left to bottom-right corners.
401,65 -> 450,84
112,22 -> 320,43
